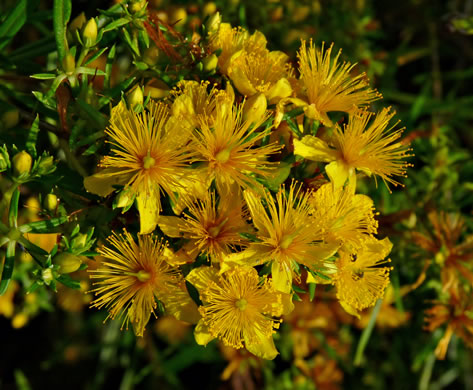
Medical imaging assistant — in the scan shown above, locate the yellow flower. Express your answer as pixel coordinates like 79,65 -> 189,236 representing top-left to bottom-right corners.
310,182 -> 378,251
193,100 -> 281,193
169,80 -> 233,130
89,230 -> 182,336
294,107 -> 412,189
296,40 -> 380,126
85,101 -> 197,233
158,186 -> 251,262
208,23 -> 267,75
187,266 -> 291,359
333,236 -> 393,316
228,49 -> 293,103
228,183 -> 339,293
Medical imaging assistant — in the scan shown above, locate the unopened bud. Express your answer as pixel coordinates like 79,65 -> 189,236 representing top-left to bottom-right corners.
83,18 -> 98,47
170,7 -> 187,26
243,93 -> 267,124
69,12 -> 86,32
116,188 -> 135,210
203,2 -> 217,17
129,0 -> 146,14
54,252 -> 82,274
12,151 -> 32,176
202,54 -> 218,73
62,53 -> 76,74
0,153 -> 7,172
12,313 -> 29,329
37,155 -> 54,175
42,268 -> 54,285
71,233 -> 87,249
144,79 -> 170,99
206,11 -> 221,33
143,46 -> 161,66
2,110 -> 20,129
127,86 -> 144,108
43,193 -> 58,211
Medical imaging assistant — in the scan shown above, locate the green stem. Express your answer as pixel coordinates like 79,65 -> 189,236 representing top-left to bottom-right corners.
419,352 -> 436,390
59,138 -> 88,177
354,299 -> 383,366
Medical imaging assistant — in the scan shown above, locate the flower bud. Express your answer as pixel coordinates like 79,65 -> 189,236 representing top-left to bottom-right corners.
144,79 -> 170,99
12,151 -> 32,176
37,155 -> 55,175
43,193 -> 58,211
12,313 -> 29,329
42,268 -> 54,285
129,0 -> 146,14
203,2 -> 217,17
69,12 -> 86,32
202,54 -> 218,73
0,153 -> 8,172
206,11 -> 221,33
83,18 -> 98,47
127,86 -> 144,108
54,252 -> 83,274
143,46 -> 162,66
2,110 -> 20,129
243,93 -> 267,124
116,188 -> 135,211
71,233 -> 87,249
169,7 -> 187,26
62,53 -> 76,74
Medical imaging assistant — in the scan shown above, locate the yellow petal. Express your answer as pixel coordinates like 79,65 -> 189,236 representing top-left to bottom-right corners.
137,191 -> 160,234
194,319 -> 215,346
244,329 -> 278,360
340,300 -> 361,319
293,136 -> 336,163
229,61 -> 258,96
161,287 -> 201,324
158,216 -> 184,238
83,168 -> 131,196
186,266 -> 219,292
266,77 -> 293,104
279,292 -> 295,316
325,160 -> 349,188
271,260 -> 293,294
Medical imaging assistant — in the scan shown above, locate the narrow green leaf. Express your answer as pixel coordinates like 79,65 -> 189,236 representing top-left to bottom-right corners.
84,47 -> 109,66
98,76 -> 136,108
102,17 -> 130,33
122,27 -> 140,56
0,241 -> 16,295
30,73 -> 57,80
53,0 -> 72,61
0,0 -> 27,52
8,188 -> 20,228
19,215 -> 68,234
308,282 -> 316,301
26,115 -> 40,158
104,44 -> 116,89
57,274 -> 81,289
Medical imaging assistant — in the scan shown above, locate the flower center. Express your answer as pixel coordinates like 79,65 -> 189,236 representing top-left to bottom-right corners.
215,148 -> 231,163
235,298 -> 248,311
279,234 -> 295,250
143,154 -> 155,169
207,218 -> 229,238
136,270 -> 151,282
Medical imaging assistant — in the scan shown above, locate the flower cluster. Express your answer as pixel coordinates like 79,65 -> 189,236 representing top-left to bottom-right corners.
85,17 -> 411,359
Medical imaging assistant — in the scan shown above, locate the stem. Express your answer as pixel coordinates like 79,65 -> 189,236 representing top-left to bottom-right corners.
59,138 -> 88,177
419,352 -> 436,390
354,299 -> 383,366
